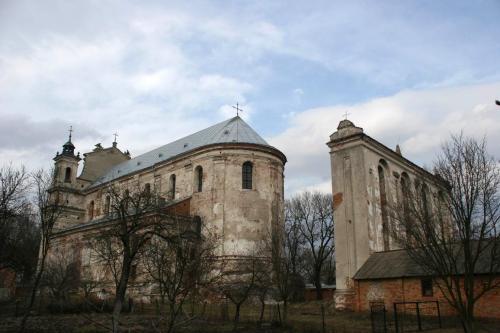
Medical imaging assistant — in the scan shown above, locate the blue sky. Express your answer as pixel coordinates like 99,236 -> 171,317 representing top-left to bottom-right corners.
1,0 -> 499,194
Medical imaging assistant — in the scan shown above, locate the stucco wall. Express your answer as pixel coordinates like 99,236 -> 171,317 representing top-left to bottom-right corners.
51,143 -> 285,261
328,120 -> 449,309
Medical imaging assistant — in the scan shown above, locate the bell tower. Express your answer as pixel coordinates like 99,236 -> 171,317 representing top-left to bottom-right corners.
51,126 -> 85,229
53,126 -> 81,188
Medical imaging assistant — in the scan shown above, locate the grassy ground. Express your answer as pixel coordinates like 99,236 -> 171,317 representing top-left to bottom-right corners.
1,300 -> 499,332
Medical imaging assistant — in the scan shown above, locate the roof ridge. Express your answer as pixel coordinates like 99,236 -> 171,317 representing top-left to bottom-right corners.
88,116 -> 275,187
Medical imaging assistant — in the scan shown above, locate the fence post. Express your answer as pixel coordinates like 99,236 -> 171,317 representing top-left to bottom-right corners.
436,301 -> 442,329
383,305 -> 387,333
416,302 -> 422,331
394,303 -> 399,333
370,306 -> 375,333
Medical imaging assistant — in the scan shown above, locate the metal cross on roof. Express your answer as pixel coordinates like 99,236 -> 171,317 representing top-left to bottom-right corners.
343,111 -> 351,120
68,125 -> 73,142
232,103 -> 243,117
113,132 -> 119,143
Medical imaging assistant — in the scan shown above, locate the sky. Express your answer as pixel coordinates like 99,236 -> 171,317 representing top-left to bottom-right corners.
1,0 -> 499,195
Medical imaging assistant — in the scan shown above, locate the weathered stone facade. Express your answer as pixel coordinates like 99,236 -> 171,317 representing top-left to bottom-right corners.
47,117 -> 286,295
327,119 -> 449,310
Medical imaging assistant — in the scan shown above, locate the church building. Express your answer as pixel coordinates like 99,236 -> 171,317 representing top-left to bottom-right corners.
48,116 -> 286,295
327,119 -> 500,318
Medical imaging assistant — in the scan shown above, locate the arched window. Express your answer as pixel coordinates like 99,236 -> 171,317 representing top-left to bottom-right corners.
421,183 -> 431,219
64,167 -> 71,183
242,161 -> 253,189
144,183 -> 151,194
169,174 -> 176,200
104,196 -> 110,216
378,163 -> 390,251
194,166 -> 203,192
89,200 -> 95,220
401,172 -> 411,221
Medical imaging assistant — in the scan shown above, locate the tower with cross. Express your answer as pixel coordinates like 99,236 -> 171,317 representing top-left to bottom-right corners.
53,125 -> 81,189
113,132 -> 119,147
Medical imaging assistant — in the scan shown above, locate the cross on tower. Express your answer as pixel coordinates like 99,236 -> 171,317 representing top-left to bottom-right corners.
68,125 -> 73,142
343,111 -> 351,120
232,103 -> 243,117
113,132 -> 119,143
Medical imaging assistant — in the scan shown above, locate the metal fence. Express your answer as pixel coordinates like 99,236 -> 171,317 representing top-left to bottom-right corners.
370,301 -> 387,333
393,301 -> 441,333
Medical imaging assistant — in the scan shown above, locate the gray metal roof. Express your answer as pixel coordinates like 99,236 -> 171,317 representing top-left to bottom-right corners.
354,250 -> 426,280
354,241 -> 500,280
91,116 -> 272,187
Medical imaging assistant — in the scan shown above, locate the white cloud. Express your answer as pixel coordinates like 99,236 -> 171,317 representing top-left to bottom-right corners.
270,82 -> 500,195
0,0 -> 499,197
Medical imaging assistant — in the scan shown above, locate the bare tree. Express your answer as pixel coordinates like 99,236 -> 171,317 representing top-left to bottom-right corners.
143,223 -> 221,333
288,191 -> 335,300
20,169 -> 65,332
79,263 -> 106,301
0,164 -> 37,278
391,134 -> 500,333
89,235 -> 124,292
41,250 -> 79,301
92,182 -> 163,333
268,207 -> 307,324
219,255 -> 267,330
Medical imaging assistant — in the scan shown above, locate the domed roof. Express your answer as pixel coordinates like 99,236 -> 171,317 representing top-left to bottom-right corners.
337,119 -> 355,130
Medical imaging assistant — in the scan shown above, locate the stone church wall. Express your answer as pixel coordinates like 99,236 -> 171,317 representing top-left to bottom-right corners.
328,119 -> 450,309
51,144 -> 284,278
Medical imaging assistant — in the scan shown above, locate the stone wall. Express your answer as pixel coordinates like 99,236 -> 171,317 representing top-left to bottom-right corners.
327,120 -> 450,309
50,143 -> 285,277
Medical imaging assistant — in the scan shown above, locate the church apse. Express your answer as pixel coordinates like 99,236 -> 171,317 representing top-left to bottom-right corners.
46,116 -> 286,300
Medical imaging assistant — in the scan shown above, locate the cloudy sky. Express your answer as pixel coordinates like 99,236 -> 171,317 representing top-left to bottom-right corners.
1,0 -> 499,194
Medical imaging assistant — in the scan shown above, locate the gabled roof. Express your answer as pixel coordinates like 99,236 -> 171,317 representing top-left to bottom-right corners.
354,241 -> 500,280
354,250 -> 426,280
91,116 -> 275,187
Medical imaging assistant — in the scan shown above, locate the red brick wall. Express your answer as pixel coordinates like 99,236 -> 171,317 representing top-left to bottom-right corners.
0,268 -> 16,298
355,277 -> 500,319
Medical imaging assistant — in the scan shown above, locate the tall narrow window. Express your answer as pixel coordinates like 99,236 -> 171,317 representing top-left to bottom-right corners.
421,183 -> 431,219
378,163 -> 390,251
104,196 -> 110,216
169,174 -> 176,200
144,183 -> 151,194
89,200 -> 95,220
242,161 -> 253,189
195,166 -> 203,192
401,173 -> 411,222
64,167 -> 71,183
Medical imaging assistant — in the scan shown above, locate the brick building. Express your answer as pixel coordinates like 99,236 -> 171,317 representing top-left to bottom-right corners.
354,248 -> 500,318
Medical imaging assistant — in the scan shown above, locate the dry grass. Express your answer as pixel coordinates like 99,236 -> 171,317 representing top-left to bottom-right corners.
1,300 -> 499,333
